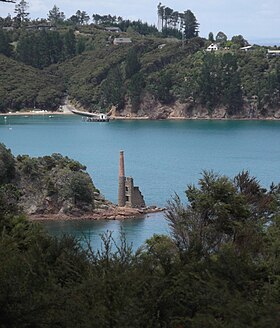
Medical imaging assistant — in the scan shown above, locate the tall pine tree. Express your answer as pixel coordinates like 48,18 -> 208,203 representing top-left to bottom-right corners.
182,10 -> 199,39
14,0 -> 29,26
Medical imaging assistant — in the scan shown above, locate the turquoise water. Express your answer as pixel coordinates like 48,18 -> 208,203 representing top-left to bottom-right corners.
43,212 -> 169,251
1,115 -> 280,250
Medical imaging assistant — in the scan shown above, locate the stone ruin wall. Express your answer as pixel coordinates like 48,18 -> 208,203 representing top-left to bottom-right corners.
125,177 -> 145,208
118,150 -> 145,208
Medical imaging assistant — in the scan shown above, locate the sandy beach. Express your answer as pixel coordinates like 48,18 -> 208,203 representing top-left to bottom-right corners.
0,110 -> 72,116
0,100 -> 76,117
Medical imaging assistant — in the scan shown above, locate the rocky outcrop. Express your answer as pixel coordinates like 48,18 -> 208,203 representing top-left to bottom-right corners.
13,153 -> 104,216
108,96 -> 280,120
30,206 -> 165,221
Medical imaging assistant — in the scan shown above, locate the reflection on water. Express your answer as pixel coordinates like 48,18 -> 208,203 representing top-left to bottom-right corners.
42,212 -> 170,251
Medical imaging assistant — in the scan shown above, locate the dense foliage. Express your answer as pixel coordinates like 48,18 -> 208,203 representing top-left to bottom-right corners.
1,166 -> 280,327
16,29 -> 77,68
0,55 -> 64,110
0,143 -> 15,184
0,29 -> 12,56
56,39 -> 279,116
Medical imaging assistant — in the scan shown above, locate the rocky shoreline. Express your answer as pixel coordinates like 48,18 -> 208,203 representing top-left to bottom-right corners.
1,95 -> 280,121
108,103 -> 280,121
109,115 -> 280,121
2,105 -> 280,121
29,206 -> 165,221
2,110 -> 280,121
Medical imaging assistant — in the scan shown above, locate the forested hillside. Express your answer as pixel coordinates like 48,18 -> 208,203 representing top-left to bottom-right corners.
0,54 -> 64,110
0,2 -> 279,118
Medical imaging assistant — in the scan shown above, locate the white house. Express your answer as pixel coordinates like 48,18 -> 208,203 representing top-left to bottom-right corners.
113,38 -> 132,45
105,27 -> 121,33
267,49 -> 280,57
26,25 -> 56,31
206,43 -> 219,52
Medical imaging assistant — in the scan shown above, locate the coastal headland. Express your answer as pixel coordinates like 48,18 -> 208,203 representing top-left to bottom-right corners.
0,143 -> 165,221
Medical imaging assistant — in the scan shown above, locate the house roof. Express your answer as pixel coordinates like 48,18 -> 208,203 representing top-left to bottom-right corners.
26,24 -> 55,29
207,43 -> 218,48
113,38 -> 132,43
105,27 -> 121,32
268,49 -> 280,53
240,45 -> 253,50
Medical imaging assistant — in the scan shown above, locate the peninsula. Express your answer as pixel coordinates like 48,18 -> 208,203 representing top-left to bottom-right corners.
0,143 -> 163,221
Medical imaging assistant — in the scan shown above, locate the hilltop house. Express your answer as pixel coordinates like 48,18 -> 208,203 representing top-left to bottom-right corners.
113,37 -> 132,45
206,43 -> 219,52
105,27 -> 121,33
267,49 -> 280,57
26,25 -> 56,32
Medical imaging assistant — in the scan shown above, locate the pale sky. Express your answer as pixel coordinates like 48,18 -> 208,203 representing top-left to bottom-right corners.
1,0 -> 280,41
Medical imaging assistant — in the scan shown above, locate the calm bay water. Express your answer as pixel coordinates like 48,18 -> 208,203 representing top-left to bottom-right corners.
1,115 -> 280,250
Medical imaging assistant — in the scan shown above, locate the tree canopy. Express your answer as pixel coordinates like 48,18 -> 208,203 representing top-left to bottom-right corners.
157,3 -> 199,39
14,0 -> 29,26
47,5 -> 65,25
1,163 -> 280,327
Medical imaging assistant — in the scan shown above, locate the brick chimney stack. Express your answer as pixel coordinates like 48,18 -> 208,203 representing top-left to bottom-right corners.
118,150 -> 126,207
119,150 -> 125,177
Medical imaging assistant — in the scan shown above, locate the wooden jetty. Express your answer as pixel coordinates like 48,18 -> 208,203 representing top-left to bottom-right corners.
71,109 -> 109,122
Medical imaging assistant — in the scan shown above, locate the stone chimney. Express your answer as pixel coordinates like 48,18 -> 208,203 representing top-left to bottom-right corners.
118,150 -> 126,207
119,150 -> 125,177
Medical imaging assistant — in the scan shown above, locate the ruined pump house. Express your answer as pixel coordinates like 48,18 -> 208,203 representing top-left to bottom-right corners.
118,151 -> 145,208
